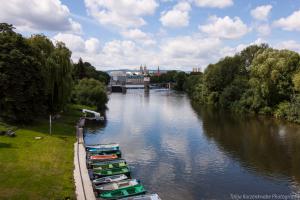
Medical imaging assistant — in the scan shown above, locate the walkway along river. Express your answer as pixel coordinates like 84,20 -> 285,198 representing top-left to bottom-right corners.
84,89 -> 300,200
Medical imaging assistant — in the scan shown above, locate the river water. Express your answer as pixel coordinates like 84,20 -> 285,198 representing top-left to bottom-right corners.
84,89 -> 300,200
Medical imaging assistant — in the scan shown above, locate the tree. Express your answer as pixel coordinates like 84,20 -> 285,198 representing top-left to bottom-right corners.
219,77 -> 249,108
73,58 -> 86,80
44,42 -> 73,113
73,59 -> 110,84
28,36 -> 74,114
183,74 -> 203,95
72,78 -> 108,111
28,34 -> 55,60
203,55 -> 244,104
150,70 -> 178,84
240,44 -> 269,69
248,49 -> 300,110
0,23 -> 46,122
174,72 -> 187,91
293,71 -> 300,92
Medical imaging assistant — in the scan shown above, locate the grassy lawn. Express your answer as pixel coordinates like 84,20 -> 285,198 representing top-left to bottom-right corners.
0,105 -> 91,200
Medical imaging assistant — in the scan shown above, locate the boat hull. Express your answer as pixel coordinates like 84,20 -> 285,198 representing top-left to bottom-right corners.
87,146 -> 119,152
93,162 -> 127,171
86,143 -> 119,150
119,194 -> 162,200
95,179 -> 139,193
93,167 -> 130,178
89,154 -> 118,162
88,150 -> 122,158
99,184 -> 146,199
93,174 -> 128,186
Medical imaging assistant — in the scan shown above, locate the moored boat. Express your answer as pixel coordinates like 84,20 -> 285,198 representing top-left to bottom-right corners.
86,143 -> 119,150
99,184 -> 146,199
93,166 -> 130,178
120,194 -> 162,200
95,179 -> 139,192
91,159 -> 126,167
89,154 -> 118,161
88,150 -> 122,158
93,174 -> 128,186
87,147 -> 119,153
92,160 -> 127,170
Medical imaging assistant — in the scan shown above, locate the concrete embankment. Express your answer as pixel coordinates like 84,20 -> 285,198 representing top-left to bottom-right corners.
74,119 -> 96,200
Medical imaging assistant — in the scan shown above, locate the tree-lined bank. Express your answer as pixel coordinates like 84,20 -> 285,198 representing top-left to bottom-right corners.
0,23 -> 108,123
182,44 -> 300,123
149,44 -> 300,123
0,23 -> 109,199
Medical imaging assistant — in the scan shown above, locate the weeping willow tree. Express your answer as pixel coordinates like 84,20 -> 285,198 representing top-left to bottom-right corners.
45,42 -> 73,114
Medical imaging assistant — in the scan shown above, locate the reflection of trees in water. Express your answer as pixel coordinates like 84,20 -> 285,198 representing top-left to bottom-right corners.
191,103 -> 300,183
84,117 -> 107,134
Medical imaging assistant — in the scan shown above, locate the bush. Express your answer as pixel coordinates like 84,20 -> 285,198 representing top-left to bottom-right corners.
72,78 -> 108,111
274,96 -> 300,123
274,102 -> 290,119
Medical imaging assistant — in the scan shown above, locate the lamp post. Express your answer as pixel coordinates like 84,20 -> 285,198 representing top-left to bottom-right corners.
49,115 -> 52,135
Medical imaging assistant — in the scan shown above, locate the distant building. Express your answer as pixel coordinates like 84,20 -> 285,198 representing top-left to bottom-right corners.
140,65 -> 143,74
110,71 -> 126,84
192,67 -> 201,72
126,75 -> 144,84
156,66 -> 160,76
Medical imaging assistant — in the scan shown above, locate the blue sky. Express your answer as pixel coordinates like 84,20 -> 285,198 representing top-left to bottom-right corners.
1,0 -> 300,71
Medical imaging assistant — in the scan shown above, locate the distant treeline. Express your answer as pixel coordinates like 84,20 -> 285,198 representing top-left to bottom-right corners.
0,23 -> 109,123
161,44 -> 300,123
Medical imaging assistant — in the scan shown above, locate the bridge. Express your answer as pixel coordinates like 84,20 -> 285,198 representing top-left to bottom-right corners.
109,76 -> 150,93
108,76 -> 172,93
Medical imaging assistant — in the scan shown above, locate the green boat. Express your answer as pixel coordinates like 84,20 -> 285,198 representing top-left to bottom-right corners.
93,160 -> 127,171
99,184 -> 146,199
91,159 -> 126,167
93,166 -> 130,178
88,150 -> 122,158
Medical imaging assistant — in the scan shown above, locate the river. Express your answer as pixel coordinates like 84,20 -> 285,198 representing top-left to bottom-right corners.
84,89 -> 300,200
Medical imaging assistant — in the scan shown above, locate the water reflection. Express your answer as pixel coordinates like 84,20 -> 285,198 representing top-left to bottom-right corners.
85,90 -> 300,199
192,104 -> 300,184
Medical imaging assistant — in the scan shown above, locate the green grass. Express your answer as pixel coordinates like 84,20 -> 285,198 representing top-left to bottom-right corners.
0,104 -> 92,200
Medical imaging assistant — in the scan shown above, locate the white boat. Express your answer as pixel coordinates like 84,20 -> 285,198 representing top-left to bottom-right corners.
92,174 -> 128,186
95,179 -> 139,192
120,194 -> 162,200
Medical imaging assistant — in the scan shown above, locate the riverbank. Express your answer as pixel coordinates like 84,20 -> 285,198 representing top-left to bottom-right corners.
0,105 -> 91,199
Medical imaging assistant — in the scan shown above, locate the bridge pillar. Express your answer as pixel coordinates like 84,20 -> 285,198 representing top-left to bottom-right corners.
144,76 -> 150,93
122,85 -> 127,93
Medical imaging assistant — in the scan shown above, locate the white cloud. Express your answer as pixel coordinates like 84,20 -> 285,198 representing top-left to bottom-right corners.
275,40 -> 300,53
273,10 -> 300,31
63,34 -> 225,70
62,35 -> 270,71
0,0 -> 81,33
199,16 -> 249,39
161,36 -> 220,59
256,24 -> 271,36
159,36 -> 222,68
85,38 -> 101,53
220,38 -> 266,57
160,2 -> 191,28
251,5 -> 272,21
121,29 -> 156,46
194,0 -> 233,8
53,33 -> 100,54
53,33 -> 85,52
92,40 -> 158,69
84,0 -> 158,29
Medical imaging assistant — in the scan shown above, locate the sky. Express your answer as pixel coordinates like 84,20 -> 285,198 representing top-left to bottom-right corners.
1,0 -> 300,71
